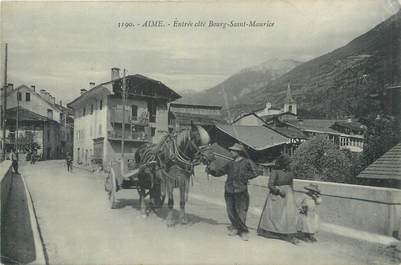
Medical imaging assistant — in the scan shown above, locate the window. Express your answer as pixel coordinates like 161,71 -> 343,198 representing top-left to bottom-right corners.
91,104 -> 94,114
26,93 -> 31,102
148,101 -> 157,123
131,105 -> 138,120
100,100 -> 103,110
83,107 -> 86,116
47,109 -> 53,120
17,92 -> 22,101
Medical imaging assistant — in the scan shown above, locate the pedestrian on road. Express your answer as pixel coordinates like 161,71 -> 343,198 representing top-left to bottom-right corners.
31,148 -> 37,164
297,184 -> 322,242
10,148 -> 19,174
257,154 -> 299,244
206,143 -> 259,241
66,152 -> 73,172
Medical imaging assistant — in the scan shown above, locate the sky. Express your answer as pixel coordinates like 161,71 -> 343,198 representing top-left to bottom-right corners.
1,0 -> 400,104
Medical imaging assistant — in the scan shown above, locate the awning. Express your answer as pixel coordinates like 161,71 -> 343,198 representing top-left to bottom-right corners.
6,107 -> 50,122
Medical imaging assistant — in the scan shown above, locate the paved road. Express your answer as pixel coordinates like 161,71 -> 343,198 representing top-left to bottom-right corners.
21,160 -> 396,265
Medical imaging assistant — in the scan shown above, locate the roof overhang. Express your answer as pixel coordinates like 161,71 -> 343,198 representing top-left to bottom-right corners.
67,85 -> 111,109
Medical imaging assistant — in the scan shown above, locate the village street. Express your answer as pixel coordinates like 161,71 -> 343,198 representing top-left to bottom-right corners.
21,160 -> 395,265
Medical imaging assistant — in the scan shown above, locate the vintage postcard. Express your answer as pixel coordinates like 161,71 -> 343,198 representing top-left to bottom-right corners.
1,0 -> 401,264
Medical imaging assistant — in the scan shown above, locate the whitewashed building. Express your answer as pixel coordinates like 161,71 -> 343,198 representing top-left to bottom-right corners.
67,68 -> 180,168
4,84 -> 73,159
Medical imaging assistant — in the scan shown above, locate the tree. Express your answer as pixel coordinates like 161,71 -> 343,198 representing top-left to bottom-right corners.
359,115 -> 401,170
292,135 -> 352,183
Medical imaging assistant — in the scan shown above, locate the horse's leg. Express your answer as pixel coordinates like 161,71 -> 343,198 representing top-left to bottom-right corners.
166,181 -> 175,227
179,177 -> 189,224
137,186 -> 147,217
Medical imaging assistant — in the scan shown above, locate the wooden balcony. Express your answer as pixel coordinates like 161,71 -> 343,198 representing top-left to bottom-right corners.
107,129 -> 151,142
110,108 -> 150,126
110,108 -> 131,124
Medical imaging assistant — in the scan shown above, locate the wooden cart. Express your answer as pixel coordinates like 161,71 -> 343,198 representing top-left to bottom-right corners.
104,160 -> 139,209
104,160 -> 158,209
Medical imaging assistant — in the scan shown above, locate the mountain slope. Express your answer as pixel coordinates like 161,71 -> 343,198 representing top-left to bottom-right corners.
238,9 -> 401,118
182,9 -> 401,120
179,58 -> 302,108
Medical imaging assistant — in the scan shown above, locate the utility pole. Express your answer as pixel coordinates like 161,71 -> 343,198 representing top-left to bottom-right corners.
121,69 -> 126,172
15,86 -> 19,152
2,43 -> 8,160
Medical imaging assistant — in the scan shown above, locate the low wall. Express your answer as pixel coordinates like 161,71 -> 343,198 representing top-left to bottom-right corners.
0,160 -> 13,235
249,176 -> 401,237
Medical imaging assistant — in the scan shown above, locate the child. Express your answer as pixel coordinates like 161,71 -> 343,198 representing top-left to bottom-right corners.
297,184 -> 322,242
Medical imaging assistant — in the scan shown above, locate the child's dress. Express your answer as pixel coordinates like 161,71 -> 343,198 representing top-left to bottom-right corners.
297,195 -> 320,234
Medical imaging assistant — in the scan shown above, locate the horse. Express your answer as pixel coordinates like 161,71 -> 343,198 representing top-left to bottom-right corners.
134,124 -> 210,226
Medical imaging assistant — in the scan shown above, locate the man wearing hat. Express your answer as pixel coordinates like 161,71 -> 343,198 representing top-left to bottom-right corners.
206,143 -> 259,241
297,183 -> 322,242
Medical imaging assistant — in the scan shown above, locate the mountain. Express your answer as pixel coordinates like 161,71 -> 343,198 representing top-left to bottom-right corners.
178,58 -> 302,109
241,9 -> 401,119
182,9 -> 401,120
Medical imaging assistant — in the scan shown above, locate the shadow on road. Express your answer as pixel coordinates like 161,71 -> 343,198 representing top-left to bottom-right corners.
115,198 -> 222,227
117,198 -> 141,209
1,174 -> 36,264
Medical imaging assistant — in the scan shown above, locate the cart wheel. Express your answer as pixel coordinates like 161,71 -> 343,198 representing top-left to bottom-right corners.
108,168 -> 118,209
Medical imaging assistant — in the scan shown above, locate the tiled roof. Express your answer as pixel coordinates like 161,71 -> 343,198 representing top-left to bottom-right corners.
171,112 -> 226,125
169,103 -> 222,110
333,121 -> 367,132
285,119 -> 339,134
232,112 -> 266,124
68,74 -> 180,107
262,111 -> 297,122
216,124 -> 289,151
265,124 -> 307,139
357,142 -> 401,180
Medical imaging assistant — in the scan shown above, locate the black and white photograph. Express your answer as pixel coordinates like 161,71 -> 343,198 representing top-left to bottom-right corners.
1,0 -> 401,264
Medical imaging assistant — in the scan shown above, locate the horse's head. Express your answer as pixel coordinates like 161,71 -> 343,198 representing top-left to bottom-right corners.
179,124 -> 210,161
190,123 -> 210,147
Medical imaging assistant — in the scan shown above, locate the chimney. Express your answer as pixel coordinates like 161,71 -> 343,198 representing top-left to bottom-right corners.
7,83 -> 13,91
31,85 -> 36,92
59,100 -> 62,106
89,82 -> 95,88
111,67 -> 120,81
80,89 -> 87,95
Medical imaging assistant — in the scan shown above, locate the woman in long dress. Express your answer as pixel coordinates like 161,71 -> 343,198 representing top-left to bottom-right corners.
257,154 -> 299,244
